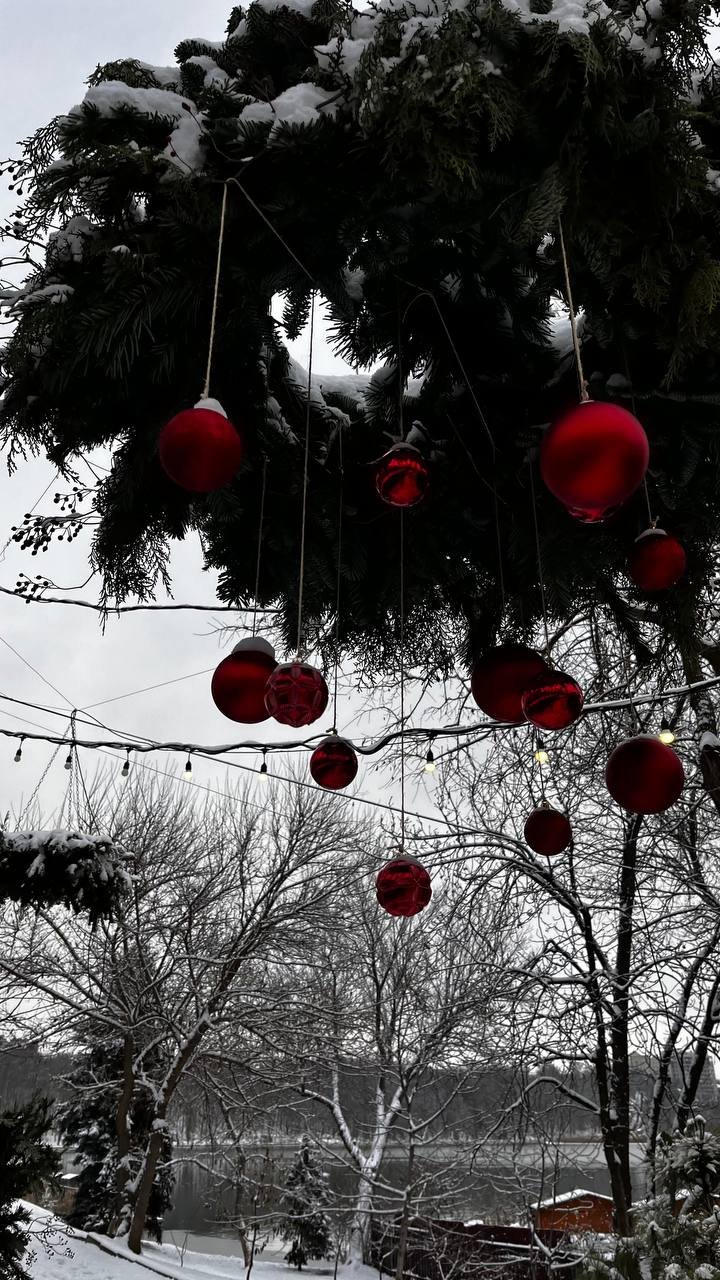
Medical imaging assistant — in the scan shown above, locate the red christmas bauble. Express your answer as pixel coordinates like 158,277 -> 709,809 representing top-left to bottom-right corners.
524,807 -> 572,856
471,644 -> 547,724
375,444 -> 429,508
158,398 -> 244,492
605,735 -> 684,814
540,400 -> 649,522
627,528 -> 686,592
521,669 -> 584,731
309,736 -> 359,790
264,661 -> 329,728
211,638 -> 277,724
376,857 -> 432,917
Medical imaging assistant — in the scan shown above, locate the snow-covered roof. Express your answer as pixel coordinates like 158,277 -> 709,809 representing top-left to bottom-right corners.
533,1188 -> 613,1209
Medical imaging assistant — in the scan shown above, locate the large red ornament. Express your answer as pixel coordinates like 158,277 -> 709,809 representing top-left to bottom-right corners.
158,397 -> 244,492
265,660 -> 329,728
374,444 -> 429,508
211,637 -> 277,724
605,735 -> 684,814
309,736 -> 359,790
540,400 -> 649,522
471,644 -> 547,724
521,669 -> 584,731
376,857 -> 432,917
627,528 -> 686,593
524,806 -> 572,856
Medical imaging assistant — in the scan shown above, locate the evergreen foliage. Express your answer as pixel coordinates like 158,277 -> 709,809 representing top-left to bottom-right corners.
0,1098 -> 58,1280
279,1136 -> 332,1269
0,831 -> 131,924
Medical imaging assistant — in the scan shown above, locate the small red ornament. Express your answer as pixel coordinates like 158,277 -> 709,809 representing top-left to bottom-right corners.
309,736 -> 359,790
376,857 -> 432,917
471,644 -> 547,724
211,637 -> 277,724
158,397 -> 244,492
524,806 -> 571,856
540,400 -> 649,522
374,444 -> 429,508
605,735 -> 684,814
627,528 -> 686,593
265,660 -> 329,728
522,669 -> 584,731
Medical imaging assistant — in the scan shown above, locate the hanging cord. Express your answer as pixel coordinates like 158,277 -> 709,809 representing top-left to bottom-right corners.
201,183 -> 229,401
251,457 -> 269,639
225,176 -> 317,288
18,723 -> 71,827
58,711 -> 77,829
295,292 -> 316,658
331,430 -> 344,731
528,456 -> 551,655
557,217 -> 589,404
400,508 -> 406,853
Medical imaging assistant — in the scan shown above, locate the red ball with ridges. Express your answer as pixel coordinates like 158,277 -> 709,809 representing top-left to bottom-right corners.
309,737 -> 359,790
627,528 -> 686,592
158,398 -> 244,492
375,444 -> 429,508
376,857 -> 432,917
540,400 -> 649,523
471,644 -> 547,724
265,661 -> 329,728
211,638 -> 277,724
524,807 -> 572,856
605,735 -> 684,814
521,669 -> 584,731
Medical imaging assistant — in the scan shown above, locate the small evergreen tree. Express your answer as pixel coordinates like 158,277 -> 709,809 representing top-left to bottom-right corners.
279,1136 -> 332,1270
0,1097 -> 58,1280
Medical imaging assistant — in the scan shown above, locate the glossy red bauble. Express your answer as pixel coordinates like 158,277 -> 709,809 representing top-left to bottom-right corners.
521,669 -> 584,731
264,661 -> 329,728
524,807 -> 572,856
211,637 -> 277,724
375,444 -> 429,508
540,400 -> 649,522
309,736 -> 359,790
605,735 -> 684,814
158,398 -> 244,492
627,528 -> 687,593
376,857 -> 432,917
471,644 -> 547,724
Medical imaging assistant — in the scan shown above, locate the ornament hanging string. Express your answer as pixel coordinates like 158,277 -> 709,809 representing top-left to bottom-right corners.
557,217 -> 589,404
528,456 -> 551,654
201,182 -> 229,401
251,457 -> 268,639
400,508 -> 406,852
331,429 -> 344,731
296,292 -> 316,658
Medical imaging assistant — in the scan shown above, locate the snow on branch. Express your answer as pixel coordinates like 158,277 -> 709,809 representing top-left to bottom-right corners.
0,829 -> 132,922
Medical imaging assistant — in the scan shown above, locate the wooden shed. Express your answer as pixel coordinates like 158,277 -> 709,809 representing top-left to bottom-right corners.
532,1189 -> 614,1234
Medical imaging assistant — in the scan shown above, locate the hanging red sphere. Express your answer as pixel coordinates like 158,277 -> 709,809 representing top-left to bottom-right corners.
211,637 -> 277,724
374,444 -> 429,508
524,806 -> 572,856
309,736 -> 359,790
376,857 -> 432,917
158,397 -> 244,492
605,735 -> 684,814
264,660 -> 329,728
627,528 -> 686,593
540,400 -> 649,522
521,669 -> 584,731
471,644 -> 547,724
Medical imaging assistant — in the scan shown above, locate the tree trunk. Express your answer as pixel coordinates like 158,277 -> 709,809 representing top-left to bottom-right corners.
394,1132 -> 415,1280
349,1172 -> 375,1263
109,1033 -> 135,1236
681,643 -> 720,817
127,1124 -> 166,1255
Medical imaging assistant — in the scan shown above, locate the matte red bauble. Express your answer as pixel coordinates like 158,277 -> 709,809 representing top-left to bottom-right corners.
158,397 -> 244,492
524,806 -> 572,856
375,444 -> 429,508
211,637 -> 277,724
627,528 -> 686,593
521,669 -> 584,731
605,735 -> 684,814
309,736 -> 359,790
264,661 -> 329,728
376,857 -> 432,917
540,400 -> 649,522
471,644 -> 547,724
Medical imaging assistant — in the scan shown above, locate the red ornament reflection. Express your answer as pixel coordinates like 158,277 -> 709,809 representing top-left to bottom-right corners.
471,644 -> 547,724
628,528 -> 686,593
524,806 -> 571,856
309,736 -> 359,790
540,400 -> 649,522
265,661 -> 329,728
521,669 -> 584,731
158,398 -> 244,492
605,735 -> 684,814
375,444 -> 429,508
211,637 -> 277,724
376,857 -> 432,917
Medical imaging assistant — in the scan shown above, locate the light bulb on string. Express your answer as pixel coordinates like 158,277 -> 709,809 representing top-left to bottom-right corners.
259,748 -> 269,782
658,718 -> 676,746
121,749 -> 131,778
184,754 -> 192,779
64,749 -> 73,771
13,737 -> 24,764
424,741 -> 436,774
534,738 -> 549,766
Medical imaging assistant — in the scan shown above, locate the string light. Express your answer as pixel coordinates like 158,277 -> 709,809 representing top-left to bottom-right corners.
13,736 -> 24,763
64,749 -> 73,771
424,742 -> 436,774
121,748 -> 131,778
658,718 -> 676,746
534,738 -> 549,765
184,753 -> 192,778
259,747 -> 269,782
